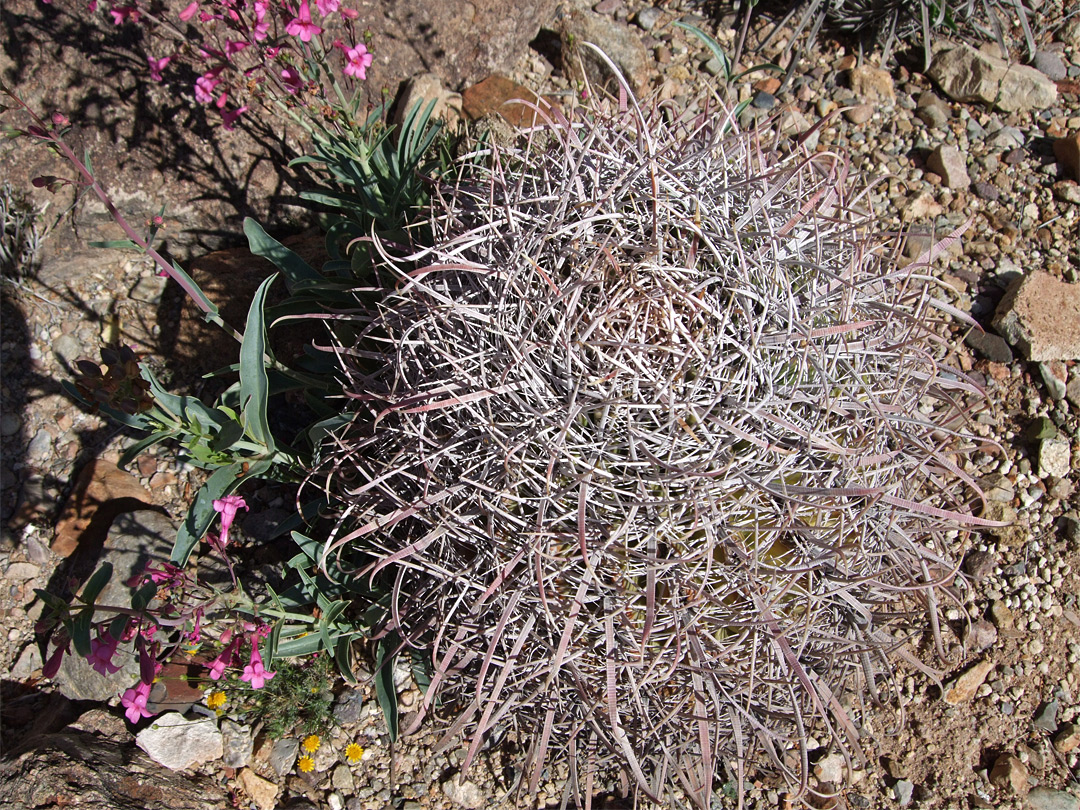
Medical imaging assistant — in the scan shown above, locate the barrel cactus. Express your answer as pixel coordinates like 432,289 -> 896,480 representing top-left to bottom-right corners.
309,94 -> 991,806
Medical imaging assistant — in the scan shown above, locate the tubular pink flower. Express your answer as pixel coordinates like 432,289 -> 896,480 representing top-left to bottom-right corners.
109,4 -> 140,25
343,42 -> 373,80
207,637 -> 240,680
178,1 -> 198,20
222,106 -> 249,130
240,642 -> 275,689
195,72 -> 223,104
280,66 -> 303,93
211,494 -> 248,547
120,681 -> 154,723
315,0 -> 338,15
148,55 -> 172,82
285,0 -> 322,42
88,633 -> 122,676
225,39 -> 248,56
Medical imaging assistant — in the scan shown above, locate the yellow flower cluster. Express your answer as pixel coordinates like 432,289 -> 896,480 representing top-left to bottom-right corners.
205,691 -> 226,710
302,734 -> 321,753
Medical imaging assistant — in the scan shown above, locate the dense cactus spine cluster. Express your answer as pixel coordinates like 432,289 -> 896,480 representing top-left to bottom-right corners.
309,95 -> 993,806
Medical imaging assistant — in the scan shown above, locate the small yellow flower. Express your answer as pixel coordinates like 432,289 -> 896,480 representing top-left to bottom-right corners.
302,734 -> 321,753
345,743 -> 364,763
206,691 -> 226,709
297,755 -> 315,773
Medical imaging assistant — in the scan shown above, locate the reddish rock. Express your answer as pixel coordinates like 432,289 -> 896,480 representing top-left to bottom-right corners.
849,65 -> 895,103
927,145 -> 971,190
462,75 -> 558,128
52,459 -> 156,557
992,271 -> 1080,360
989,753 -> 1028,795
1053,132 -> 1080,182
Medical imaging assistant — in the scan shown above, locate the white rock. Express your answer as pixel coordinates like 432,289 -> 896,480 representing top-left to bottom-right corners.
1039,439 -> 1071,479
929,43 -> 1057,112
135,712 -> 223,770
442,777 -> 485,808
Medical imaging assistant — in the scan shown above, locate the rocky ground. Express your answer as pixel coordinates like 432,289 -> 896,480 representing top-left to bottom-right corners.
3,1 -> 1080,809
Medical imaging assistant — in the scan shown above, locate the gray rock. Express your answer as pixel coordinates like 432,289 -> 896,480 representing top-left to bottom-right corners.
635,6 -> 661,31
10,643 -> 43,679
1039,439 -> 1071,479
0,412 -> 21,437
442,776 -> 485,808
1032,50 -> 1068,81
393,73 -> 463,131
135,712 -> 223,770
1040,361 -> 1068,400
1027,787 -> 1080,810
963,549 -> 996,581
5,561 -> 40,580
971,181 -> 1001,202
993,272 -> 1080,360
268,736 -> 300,777
1034,700 -> 1060,732
333,689 -> 365,726
332,763 -> 356,792
52,334 -> 83,367
987,126 -> 1026,150
915,91 -> 950,129
561,8 -> 650,97
964,329 -> 1013,363
927,145 -> 970,189
893,779 -> 915,806
26,429 -> 52,462
129,275 -> 168,305
221,719 -> 254,768
929,43 -> 1057,112
1067,374 -> 1080,409
963,618 -> 998,651
1054,181 -> 1080,205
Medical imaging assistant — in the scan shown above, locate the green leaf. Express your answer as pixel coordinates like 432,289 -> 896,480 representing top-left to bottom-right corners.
169,260 -> 220,320
335,635 -> 358,685
71,608 -> 94,658
674,21 -> 731,80
239,274 -> 277,450
33,588 -> 72,615
410,648 -> 432,694
131,581 -> 158,612
62,380 -> 153,430
119,430 -> 178,471
243,218 -> 322,294
81,563 -> 113,607
171,458 -> 271,565
274,629 -> 325,657
265,619 -> 283,668
89,239 -> 140,250
209,419 -> 246,454
375,634 -> 399,742
108,613 -> 130,641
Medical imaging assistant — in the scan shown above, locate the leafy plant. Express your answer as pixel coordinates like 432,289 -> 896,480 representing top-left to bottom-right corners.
244,653 -> 336,739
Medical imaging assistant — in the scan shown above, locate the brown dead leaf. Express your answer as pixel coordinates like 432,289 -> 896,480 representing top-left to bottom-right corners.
51,459 -> 157,557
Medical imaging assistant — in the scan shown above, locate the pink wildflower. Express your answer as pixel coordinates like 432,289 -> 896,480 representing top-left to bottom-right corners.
280,66 -> 303,93
87,0 -> 97,10
148,55 -> 171,82
285,0 -> 322,42
343,42 -> 373,80
222,106 -> 249,130
207,636 -> 240,680
315,0 -> 338,14
179,1 -> 198,20
211,494 -> 247,547
240,641 -> 275,689
225,39 -> 248,56
339,6 -> 357,18
120,680 -> 154,723
109,4 -> 141,25
88,632 -> 122,676
194,71 -> 223,104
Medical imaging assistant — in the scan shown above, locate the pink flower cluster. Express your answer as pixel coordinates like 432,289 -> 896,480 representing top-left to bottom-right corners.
206,625 -> 276,688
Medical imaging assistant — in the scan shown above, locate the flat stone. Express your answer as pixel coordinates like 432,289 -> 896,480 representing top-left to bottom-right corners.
903,191 -> 943,221
268,736 -> 300,777
987,126 -> 1025,150
1054,181 -> 1080,205
1027,787 -> 1080,810
927,145 -> 970,190
442,777 -> 485,808
1053,722 -> 1080,753
992,272 -> 1080,360
972,181 -> 1001,201
239,767 -> 279,810
1032,50 -> 1068,81
1040,361 -> 1069,400
849,65 -> 895,103
129,274 -> 168,304
635,6 -> 661,30
333,688 -> 365,726
5,561 -> 40,580
10,644 -> 43,679
462,74 -> 556,128
964,550 -> 996,581
332,763 -> 356,792
814,752 -> 845,784
963,618 -> 998,652
1035,700 -> 1060,732
1039,439 -> 1071,479
221,719 -> 254,768
1068,375 -> 1080,409
929,43 -> 1057,112
965,329 -> 1012,363
894,780 -> 915,806
989,753 -> 1028,795
135,712 -> 223,771
842,104 -> 874,124
943,658 -> 995,704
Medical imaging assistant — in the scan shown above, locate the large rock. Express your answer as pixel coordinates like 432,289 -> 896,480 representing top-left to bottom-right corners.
0,729 -> 228,809
135,712 -> 224,771
928,43 -> 1057,112
561,8 -> 651,97
992,272 -> 1080,360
